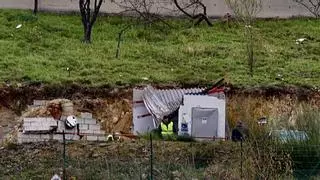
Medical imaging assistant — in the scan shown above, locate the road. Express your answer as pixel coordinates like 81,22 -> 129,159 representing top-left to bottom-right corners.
0,0 -> 312,18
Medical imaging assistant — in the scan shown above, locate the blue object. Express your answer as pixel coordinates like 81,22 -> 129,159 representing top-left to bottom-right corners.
270,130 -> 309,143
181,123 -> 188,132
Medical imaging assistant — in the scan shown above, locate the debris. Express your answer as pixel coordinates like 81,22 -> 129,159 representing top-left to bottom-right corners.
295,38 -> 306,44
16,24 -> 22,29
51,174 -> 61,180
276,74 -> 284,81
257,117 -> 267,126
106,134 -> 114,141
142,77 -> 149,80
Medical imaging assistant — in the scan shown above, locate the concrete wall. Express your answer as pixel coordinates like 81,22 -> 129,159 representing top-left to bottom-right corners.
0,0 -> 313,18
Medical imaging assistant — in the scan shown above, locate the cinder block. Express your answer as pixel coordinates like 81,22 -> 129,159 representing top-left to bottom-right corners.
17,132 -> 28,144
57,121 -> 65,130
92,130 -> 105,135
79,124 -> 88,130
23,122 -> 32,128
97,136 -> 106,141
35,118 -> 47,122
28,134 -> 41,140
65,134 -> 80,141
18,134 -> 42,143
47,118 -> 57,124
86,135 -> 97,141
88,124 -> 101,131
33,100 -> 48,106
24,118 -> 44,123
53,134 -> 63,141
84,119 -> 97,125
40,134 -> 51,141
77,118 -> 85,124
80,129 -> 94,135
81,112 -> 92,119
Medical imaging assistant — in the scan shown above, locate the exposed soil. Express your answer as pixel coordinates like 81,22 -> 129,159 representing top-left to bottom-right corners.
0,84 -> 319,141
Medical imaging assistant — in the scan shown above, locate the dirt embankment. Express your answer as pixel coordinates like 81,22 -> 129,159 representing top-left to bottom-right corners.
0,84 -> 319,137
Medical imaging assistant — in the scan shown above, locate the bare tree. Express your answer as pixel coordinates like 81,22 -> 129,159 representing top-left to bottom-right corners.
113,0 -> 212,26
172,0 -> 212,26
34,0 -> 38,15
225,0 -> 262,76
293,0 -> 320,18
114,0 -> 171,26
79,0 -> 104,43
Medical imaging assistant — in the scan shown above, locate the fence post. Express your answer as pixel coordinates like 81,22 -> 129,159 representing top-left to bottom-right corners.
150,133 -> 153,180
240,138 -> 243,179
63,130 -> 66,180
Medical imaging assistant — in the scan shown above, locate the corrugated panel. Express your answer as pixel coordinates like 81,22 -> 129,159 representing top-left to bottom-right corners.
142,86 -> 205,125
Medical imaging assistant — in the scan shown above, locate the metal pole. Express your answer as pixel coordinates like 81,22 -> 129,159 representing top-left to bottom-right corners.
240,138 -> 243,179
150,133 -> 153,180
63,130 -> 66,180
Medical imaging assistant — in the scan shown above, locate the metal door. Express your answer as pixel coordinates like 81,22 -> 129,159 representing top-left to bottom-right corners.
191,107 -> 218,138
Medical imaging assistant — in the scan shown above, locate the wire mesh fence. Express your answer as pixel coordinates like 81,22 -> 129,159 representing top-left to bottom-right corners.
1,133 -> 320,179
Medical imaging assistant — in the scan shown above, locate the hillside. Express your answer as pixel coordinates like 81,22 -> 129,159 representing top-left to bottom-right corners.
0,9 -> 319,88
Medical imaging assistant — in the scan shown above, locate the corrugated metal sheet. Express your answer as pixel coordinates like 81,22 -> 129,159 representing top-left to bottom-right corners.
142,86 -> 205,125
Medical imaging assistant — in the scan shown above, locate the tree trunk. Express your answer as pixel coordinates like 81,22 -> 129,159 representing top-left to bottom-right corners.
33,0 -> 38,15
83,23 -> 92,43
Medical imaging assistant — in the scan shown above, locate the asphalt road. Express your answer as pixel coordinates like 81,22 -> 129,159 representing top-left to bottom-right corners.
0,0 -> 312,18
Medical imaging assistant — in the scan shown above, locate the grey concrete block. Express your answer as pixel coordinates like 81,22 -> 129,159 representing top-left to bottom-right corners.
97,136 -> 106,141
53,134 -> 63,141
23,122 -> 32,128
81,112 -> 92,119
28,134 -> 41,140
40,134 -> 51,140
84,119 -> 97,125
79,129 -> 94,135
92,130 -> 105,135
88,124 -> 101,131
46,117 -> 57,124
86,135 -> 97,141
57,121 -> 65,131
33,100 -> 48,106
24,118 -> 42,123
65,134 -> 80,141
18,134 -> 42,143
77,118 -> 85,124
17,132 -> 27,144
79,124 -> 88,130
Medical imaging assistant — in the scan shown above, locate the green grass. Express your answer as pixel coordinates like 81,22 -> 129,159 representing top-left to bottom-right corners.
0,9 -> 319,87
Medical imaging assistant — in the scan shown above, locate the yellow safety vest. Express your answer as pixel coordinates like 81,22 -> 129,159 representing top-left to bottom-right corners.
161,122 -> 173,135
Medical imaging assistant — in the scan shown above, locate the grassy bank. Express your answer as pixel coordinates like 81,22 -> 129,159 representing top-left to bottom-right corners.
0,9 -> 319,87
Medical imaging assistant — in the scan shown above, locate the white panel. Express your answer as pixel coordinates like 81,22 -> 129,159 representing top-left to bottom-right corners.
132,89 -> 156,135
178,95 -> 226,139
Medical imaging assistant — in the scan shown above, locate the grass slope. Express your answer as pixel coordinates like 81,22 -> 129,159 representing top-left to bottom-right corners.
0,9 -> 319,87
